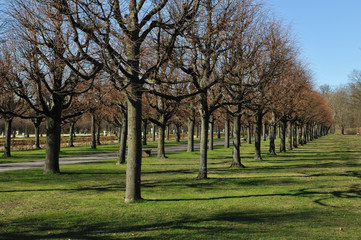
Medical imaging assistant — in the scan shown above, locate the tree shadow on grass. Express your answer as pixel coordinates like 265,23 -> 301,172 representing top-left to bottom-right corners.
147,185 -> 361,208
0,183 -> 124,193
0,208 -> 335,240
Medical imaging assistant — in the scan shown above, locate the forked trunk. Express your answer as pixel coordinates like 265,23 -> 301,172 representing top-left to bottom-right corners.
44,115 -> 61,174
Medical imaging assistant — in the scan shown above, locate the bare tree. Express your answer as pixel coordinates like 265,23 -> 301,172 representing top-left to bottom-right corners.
6,0 -> 101,173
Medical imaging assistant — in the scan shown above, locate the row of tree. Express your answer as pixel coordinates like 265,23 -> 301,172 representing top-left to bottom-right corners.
321,70 -> 361,135
0,0 -> 333,202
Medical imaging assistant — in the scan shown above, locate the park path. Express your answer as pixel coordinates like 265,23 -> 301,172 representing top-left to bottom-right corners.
0,140 -> 225,172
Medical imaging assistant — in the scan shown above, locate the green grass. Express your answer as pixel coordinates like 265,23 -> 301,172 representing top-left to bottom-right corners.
0,134 -> 361,239
0,137 -> 203,163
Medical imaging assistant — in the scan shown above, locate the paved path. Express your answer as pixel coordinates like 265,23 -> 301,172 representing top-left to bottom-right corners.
0,140 -> 225,172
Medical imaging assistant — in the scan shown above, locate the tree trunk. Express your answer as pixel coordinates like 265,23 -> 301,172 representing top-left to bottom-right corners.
197,114 -> 209,179
280,120 -> 287,152
152,123 -> 156,141
68,122 -> 75,147
263,123 -> 267,141
125,88 -> 142,203
231,114 -> 245,168
298,125 -> 303,146
118,126 -> 122,143
166,125 -> 170,140
269,113 -> 276,155
303,124 -> 307,145
91,114 -> 96,149
96,122 -> 101,145
44,115 -> 61,174
293,123 -> 298,148
157,124 -> 167,158
254,112 -> 263,161
196,123 -> 199,138
217,126 -> 221,139
247,124 -> 252,144
34,121 -> 41,149
117,114 -> 127,165
208,118 -> 214,150
288,121 -> 293,151
4,117 -> 13,158
224,116 -> 230,148
142,120 -> 147,145
176,124 -> 181,142
187,119 -> 195,152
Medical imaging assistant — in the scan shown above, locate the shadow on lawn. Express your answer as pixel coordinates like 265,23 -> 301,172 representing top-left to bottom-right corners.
147,185 -> 361,207
0,208 -> 334,240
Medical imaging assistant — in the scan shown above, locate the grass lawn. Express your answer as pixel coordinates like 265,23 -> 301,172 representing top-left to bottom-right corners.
0,138 -> 202,163
0,134 -> 360,239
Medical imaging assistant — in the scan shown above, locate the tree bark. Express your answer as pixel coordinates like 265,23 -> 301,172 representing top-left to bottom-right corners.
96,122 -> 101,145
4,117 -> 13,158
208,117 -> 214,150
196,123 -> 199,139
269,113 -> 276,155
263,123 -> 267,141
187,119 -> 195,152
142,120 -> 147,145
224,116 -> 230,148
117,114 -> 127,165
152,123 -> 156,141
34,123 -> 41,149
293,123 -> 298,148
298,125 -> 303,146
68,122 -> 75,147
166,125 -> 170,141
197,114 -> 209,179
231,113 -> 245,168
157,124 -> 167,158
176,124 -> 181,142
125,86 -> 143,203
279,120 -> 287,152
44,115 -> 61,174
303,124 -> 307,145
247,124 -> 252,144
288,121 -> 293,151
254,112 -> 263,161
91,114 -> 96,149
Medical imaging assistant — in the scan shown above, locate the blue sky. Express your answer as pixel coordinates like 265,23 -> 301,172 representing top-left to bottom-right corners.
267,0 -> 361,89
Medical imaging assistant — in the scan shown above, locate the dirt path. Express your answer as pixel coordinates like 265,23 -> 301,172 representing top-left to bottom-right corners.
0,140 -> 225,172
